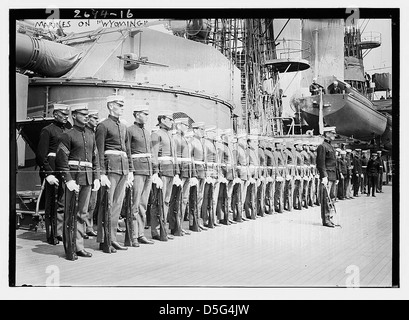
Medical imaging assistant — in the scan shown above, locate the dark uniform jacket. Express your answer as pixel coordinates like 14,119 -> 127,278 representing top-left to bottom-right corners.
95,115 -> 133,176
352,155 -> 363,175
36,121 -> 70,177
316,139 -> 337,181
367,158 -> 381,177
361,156 -> 369,174
56,125 -> 100,186
338,157 -> 348,176
190,135 -> 205,179
173,131 -> 192,179
151,126 -> 176,177
217,141 -> 235,181
127,122 -> 152,176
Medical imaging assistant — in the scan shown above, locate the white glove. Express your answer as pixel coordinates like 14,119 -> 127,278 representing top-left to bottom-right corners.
356,174 -> 359,177
152,173 -> 164,189
361,174 -> 364,178
126,172 -> 134,188
233,177 -> 241,185
92,179 -> 100,192
173,174 -> 182,187
45,175 -> 59,186
276,176 -> 284,182
66,180 -> 79,193
336,180 -> 339,185
340,173 -> 344,179
100,174 -> 111,188
295,175 -> 301,181
256,179 -> 262,187
303,176 -> 310,181
321,176 -> 328,186
286,175 -> 292,181
190,177 -> 199,187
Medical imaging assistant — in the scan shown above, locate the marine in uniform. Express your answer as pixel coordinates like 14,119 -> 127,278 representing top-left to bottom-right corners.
216,129 -> 237,225
263,138 -> 276,215
292,140 -> 304,210
256,136 -> 267,217
307,142 -> 318,207
84,109 -> 99,238
201,125 -> 220,228
55,103 -> 101,260
361,150 -> 369,194
126,104 -> 155,245
273,139 -> 286,213
284,140 -> 296,211
245,135 -> 259,219
190,122 -> 208,230
233,132 -> 248,222
95,95 -> 134,253
316,126 -> 337,228
151,110 -> 179,240
36,104 -> 71,245
172,117 -> 193,235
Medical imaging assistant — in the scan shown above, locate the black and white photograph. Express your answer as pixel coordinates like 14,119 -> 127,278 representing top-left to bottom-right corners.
5,1 -> 407,302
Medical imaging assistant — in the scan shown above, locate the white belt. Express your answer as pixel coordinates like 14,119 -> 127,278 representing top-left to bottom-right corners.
68,160 -> 92,168
236,165 -> 246,168
206,162 -> 218,166
362,166 -> 367,168
278,166 -> 285,169
311,164 -> 316,168
220,164 -> 233,167
267,166 -> 274,170
158,156 -> 174,161
47,152 -> 56,157
288,164 -> 295,167
132,153 -> 152,159
105,150 -> 127,157
194,160 -> 205,165
177,157 -> 192,162
248,165 -> 258,169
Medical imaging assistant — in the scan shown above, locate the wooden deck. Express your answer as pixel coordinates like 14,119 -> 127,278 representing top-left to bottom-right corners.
13,185 -> 394,288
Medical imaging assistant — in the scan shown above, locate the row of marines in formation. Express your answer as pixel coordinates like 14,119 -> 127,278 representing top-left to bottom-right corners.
36,95 -> 385,261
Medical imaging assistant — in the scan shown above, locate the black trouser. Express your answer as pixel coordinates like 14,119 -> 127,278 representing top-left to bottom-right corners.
337,177 -> 345,199
367,175 -> 378,196
352,174 -> 361,196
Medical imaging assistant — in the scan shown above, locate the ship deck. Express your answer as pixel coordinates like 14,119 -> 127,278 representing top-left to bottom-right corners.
13,185 -> 394,289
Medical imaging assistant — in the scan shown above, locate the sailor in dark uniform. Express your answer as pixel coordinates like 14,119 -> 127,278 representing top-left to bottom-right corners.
95,95 -> 134,253
55,103 -> 101,260
361,150 -> 369,194
376,151 -> 384,193
36,104 -> 71,245
309,77 -> 325,95
84,109 -> 99,238
367,152 -> 381,197
127,104 -> 155,245
307,142 -> 318,206
316,126 -> 337,228
301,142 -> 312,209
352,149 -> 363,197
345,149 -> 354,199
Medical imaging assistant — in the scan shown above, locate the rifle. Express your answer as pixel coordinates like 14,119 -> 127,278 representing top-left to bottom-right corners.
188,185 -> 200,232
123,186 -> 136,246
64,189 -> 78,260
100,186 -> 112,253
168,184 -> 183,236
151,183 -> 168,241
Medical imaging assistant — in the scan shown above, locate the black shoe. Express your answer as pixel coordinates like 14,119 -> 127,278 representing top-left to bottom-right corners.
86,230 -> 97,237
47,237 -> 59,245
76,249 -> 92,258
372,194 -> 376,197
56,235 -> 63,242
83,234 -> 89,239
323,223 -> 335,228
66,253 -> 78,261
367,193 -> 370,197
152,235 -> 168,241
138,236 -> 154,244
199,225 -> 208,231
111,241 -> 128,250
99,243 -> 117,253
182,229 -> 192,235
144,226 -> 150,229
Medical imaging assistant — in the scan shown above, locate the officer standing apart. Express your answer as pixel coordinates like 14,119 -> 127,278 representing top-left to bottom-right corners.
151,110 -> 180,240
56,103 -> 100,260
36,104 -> 71,245
84,109 -> 99,238
316,126 -> 337,228
95,95 -> 134,253
367,152 -> 381,197
127,104 -> 155,245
